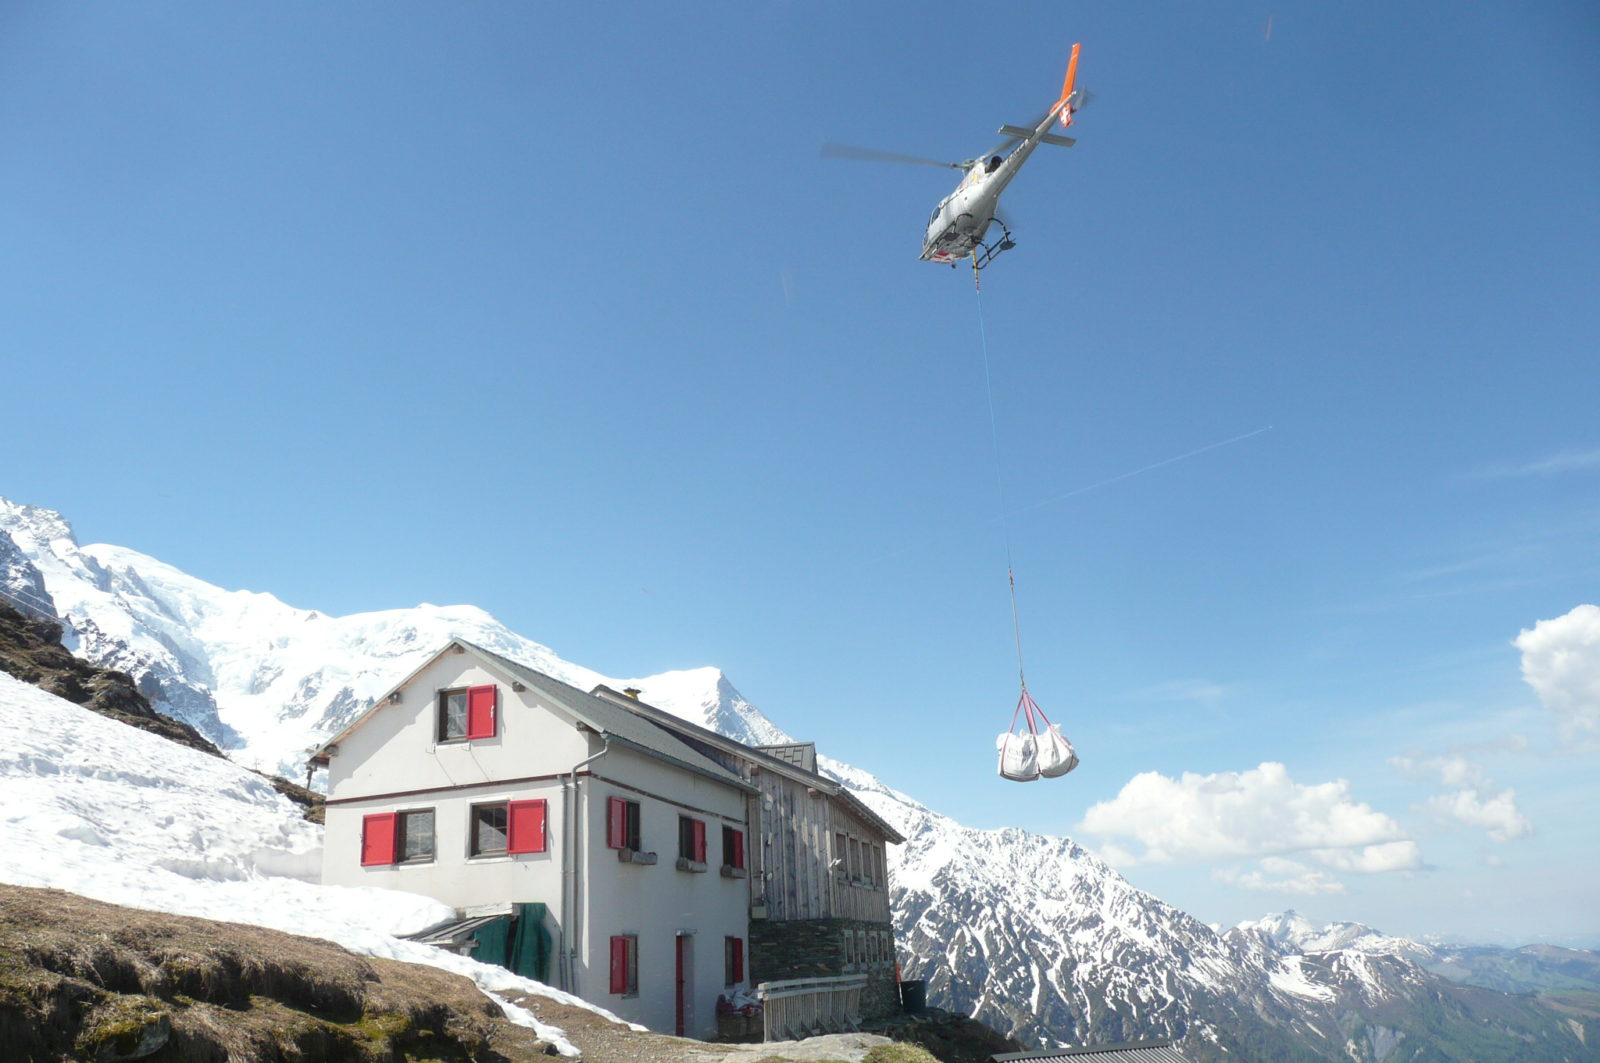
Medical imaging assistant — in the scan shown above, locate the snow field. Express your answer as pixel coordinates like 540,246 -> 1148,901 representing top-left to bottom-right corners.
0,671 -> 642,1054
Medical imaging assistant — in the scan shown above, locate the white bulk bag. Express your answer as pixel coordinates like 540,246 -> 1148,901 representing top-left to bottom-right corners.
996,729 -> 1040,781
1035,724 -> 1079,778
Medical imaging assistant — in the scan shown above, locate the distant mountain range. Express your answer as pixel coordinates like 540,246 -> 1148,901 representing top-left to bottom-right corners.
3,495 -> 1595,1062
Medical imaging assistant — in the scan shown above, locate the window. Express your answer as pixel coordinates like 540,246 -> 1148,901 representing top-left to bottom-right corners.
471,803 -> 508,856
722,826 -> 745,871
607,797 -> 641,850
724,936 -> 745,986
844,929 -> 855,970
438,684 -> 497,742
398,809 -> 435,863
848,837 -> 862,880
609,934 -> 638,996
678,816 -> 707,863
834,832 -> 848,876
471,800 -> 547,857
360,812 -> 397,866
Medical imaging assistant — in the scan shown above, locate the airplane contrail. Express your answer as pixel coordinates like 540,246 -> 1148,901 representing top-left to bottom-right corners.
860,426 -> 1274,567
1008,425 -> 1274,518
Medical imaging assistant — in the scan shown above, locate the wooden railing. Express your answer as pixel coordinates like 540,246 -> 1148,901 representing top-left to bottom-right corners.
757,974 -> 869,1042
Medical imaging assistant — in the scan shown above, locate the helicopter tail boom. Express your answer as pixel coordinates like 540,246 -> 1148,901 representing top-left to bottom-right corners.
1054,43 -> 1081,127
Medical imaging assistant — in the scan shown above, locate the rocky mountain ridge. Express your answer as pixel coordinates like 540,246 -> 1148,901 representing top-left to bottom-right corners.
3,495 -> 1595,1062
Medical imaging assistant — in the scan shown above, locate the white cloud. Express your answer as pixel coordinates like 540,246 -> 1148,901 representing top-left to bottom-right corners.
1514,603 -> 1600,746
1390,753 -> 1534,844
1390,754 -> 1486,789
1215,858 -> 1346,895
1307,841 -> 1422,873
1423,789 -> 1533,842
1078,762 -> 1414,871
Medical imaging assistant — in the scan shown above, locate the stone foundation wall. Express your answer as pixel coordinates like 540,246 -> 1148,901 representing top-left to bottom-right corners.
749,917 -> 901,1020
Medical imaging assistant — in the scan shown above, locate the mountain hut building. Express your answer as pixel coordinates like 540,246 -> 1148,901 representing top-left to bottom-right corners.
308,638 -> 904,1040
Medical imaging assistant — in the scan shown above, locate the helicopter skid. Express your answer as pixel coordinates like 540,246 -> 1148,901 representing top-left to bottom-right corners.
921,214 -> 984,265
923,216 -> 1014,270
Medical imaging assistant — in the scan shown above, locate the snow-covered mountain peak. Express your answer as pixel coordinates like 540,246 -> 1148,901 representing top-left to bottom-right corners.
0,497 -> 77,551
1235,909 -> 1324,947
614,665 -> 793,748
1229,910 -> 1433,963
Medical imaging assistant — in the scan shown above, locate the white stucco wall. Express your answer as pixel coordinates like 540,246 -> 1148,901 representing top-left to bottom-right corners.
318,647 -> 752,1039
322,779 -> 566,908
324,651 -> 590,800
574,744 -> 751,1039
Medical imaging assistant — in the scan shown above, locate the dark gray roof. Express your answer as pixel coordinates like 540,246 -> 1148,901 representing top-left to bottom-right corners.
457,641 -> 756,795
993,1044 -> 1191,1063
589,685 -> 905,846
759,742 -> 817,772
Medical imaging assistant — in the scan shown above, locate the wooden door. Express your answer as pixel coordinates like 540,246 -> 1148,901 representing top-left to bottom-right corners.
674,933 -> 694,1036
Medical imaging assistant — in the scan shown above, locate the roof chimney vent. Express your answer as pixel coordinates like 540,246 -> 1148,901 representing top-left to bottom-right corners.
623,687 -> 642,700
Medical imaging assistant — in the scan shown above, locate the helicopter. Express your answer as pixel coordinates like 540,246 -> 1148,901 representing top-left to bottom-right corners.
824,44 -> 1085,270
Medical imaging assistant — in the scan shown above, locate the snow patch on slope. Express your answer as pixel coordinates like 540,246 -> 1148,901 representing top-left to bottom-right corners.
0,669 -> 640,1053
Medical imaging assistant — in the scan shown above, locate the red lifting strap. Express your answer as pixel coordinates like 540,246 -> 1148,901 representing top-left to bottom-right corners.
1006,688 -> 1056,737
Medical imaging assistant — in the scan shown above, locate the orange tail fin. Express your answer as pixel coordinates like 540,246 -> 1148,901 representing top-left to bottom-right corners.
1055,43 -> 1081,127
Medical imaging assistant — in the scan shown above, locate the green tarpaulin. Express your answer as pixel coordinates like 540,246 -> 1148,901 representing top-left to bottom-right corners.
468,902 -> 550,982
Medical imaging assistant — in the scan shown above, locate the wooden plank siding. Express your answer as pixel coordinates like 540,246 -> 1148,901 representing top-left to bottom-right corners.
752,769 -> 840,921
827,802 -> 892,924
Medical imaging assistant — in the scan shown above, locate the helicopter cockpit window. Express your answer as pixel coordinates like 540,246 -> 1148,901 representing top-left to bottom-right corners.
986,155 -> 1002,173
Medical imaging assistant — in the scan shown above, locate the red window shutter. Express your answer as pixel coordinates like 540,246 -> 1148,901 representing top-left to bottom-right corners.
609,936 -> 629,994
732,937 -> 745,983
692,819 -> 706,863
507,800 -> 547,854
360,813 -> 397,866
466,684 -> 497,739
607,797 -> 626,849
732,829 -> 745,870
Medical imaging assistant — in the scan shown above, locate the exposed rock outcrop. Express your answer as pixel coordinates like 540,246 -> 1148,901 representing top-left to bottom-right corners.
0,599 -> 223,758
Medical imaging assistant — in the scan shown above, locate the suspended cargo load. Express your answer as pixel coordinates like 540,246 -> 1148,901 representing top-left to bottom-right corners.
997,688 -> 1078,782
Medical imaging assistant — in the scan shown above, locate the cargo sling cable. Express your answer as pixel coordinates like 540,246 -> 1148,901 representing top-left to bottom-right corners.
973,253 -> 1079,782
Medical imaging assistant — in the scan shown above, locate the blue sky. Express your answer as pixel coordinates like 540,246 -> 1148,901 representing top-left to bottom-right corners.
4,2 -> 1597,945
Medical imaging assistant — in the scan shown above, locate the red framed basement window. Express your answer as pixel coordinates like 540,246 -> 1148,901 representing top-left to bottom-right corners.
724,936 -> 745,986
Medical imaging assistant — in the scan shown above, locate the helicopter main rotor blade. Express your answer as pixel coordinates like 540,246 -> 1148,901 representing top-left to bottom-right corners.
820,142 -> 964,170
